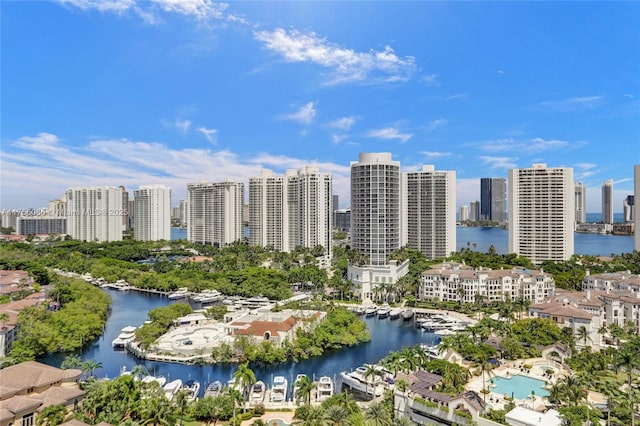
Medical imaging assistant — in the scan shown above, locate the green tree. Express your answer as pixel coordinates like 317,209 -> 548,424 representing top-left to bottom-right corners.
294,375 -> 315,405
36,404 -> 67,426
233,363 -> 257,404
363,402 -> 391,426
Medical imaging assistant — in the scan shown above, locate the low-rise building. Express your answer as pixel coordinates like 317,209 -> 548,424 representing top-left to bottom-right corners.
0,292 -> 46,357
348,259 -> 410,302
0,361 -> 84,426
420,262 -> 555,304
225,309 -> 325,347
393,370 -> 486,426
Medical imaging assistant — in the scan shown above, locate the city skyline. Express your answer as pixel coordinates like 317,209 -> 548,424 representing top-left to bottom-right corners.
2,2 -> 639,210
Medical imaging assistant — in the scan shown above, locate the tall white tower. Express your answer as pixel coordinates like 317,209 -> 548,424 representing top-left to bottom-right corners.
602,179 -> 614,224
133,184 -> 171,241
508,163 -> 574,263
575,181 -> 586,224
406,165 -> 456,259
635,165 -> 640,251
350,152 -> 401,266
65,186 -> 123,242
187,180 -> 244,246
249,168 -> 332,256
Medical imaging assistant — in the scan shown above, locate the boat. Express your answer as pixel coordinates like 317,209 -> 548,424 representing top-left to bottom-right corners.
402,309 -> 415,321
270,376 -> 288,403
435,328 -> 456,336
251,380 -> 265,402
141,375 -> 167,387
112,279 -> 131,291
364,306 -> 378,317
316,376 -> 334,402
182,380 -> 201,402
377,304 -> 391,319
293,374 -> 306,402
420,344 -> 446,360
163,379 -> 183,401
192,289 -> 224,304
168,287 -> 192,300
112,326 -> 137,348
204,380 -> 223,398
389,307 -> 402,320
353,306 -> 365,315
339,365 -> 384,398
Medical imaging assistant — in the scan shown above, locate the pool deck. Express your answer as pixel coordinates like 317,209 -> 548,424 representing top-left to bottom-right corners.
465,357 -> 565,412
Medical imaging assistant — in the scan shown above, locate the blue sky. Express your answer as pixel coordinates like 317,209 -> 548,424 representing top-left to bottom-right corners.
2,1 -> 639,212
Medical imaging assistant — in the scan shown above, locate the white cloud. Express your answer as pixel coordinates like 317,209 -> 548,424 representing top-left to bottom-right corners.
539,95 -> 605,111
254,28 -> 417,85
331,134 -> 347,144
197,127 -> 218,144
479,156 -> 518,170
367,127 -> 412,143
472,137 -> 578,154
57,0 -> 234,23
497,69 -> 506,74
421,151 -> 451,158
283,102 -> 316,125
1,132 -> 352,209
328,116 -> 356,131
427,118 -> 447,131
574,162 -> 598,180
423,74 -> 439,86
173,118 -> 191,133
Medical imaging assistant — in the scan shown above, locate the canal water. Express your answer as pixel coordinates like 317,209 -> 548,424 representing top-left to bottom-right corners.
41,288 -> 439,398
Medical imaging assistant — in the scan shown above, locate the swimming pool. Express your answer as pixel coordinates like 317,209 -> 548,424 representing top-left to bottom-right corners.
491,375 -> 549,400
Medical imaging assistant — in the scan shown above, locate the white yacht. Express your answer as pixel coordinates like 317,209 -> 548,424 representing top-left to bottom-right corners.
182,380 -> 200,402
364,306 -> 378,317
270,376 -> 288,403
377,304 -> 391,319
340,365 -> 384,398
402,309 -> 415,321
316,376 -> 334,402
163,379 -> 183,401
141,375 -> 167,387
389,307 -> 402,320
112,326 -> 137,348
204,381 -> 222,398
251,381 -> 265,402
168,287 -> 192,300
192,289 -> 224,304
293,374 -> 306,402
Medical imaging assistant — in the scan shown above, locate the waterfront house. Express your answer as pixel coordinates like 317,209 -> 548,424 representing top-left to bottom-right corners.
0,292 -> 46,357
0,361 -> 84,426
225,309 -> 324,347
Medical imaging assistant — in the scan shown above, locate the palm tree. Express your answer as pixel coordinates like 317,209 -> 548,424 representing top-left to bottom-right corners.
613,347 -> 640,426
233,363 -> 256,406
575,326 -> 591,347
364,402 -> 392,426
36,404 -> 67,426
363,365 -> 380,399
323,405 -> 350,426
60,354 -> 83,370
82,359 -> 103,377
0,312 -> 9,330
392,416 -> 414,426
295,375 -> 315,405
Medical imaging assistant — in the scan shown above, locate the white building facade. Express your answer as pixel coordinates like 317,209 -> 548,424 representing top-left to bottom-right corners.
65,186 -> 123,242
350,152 -> 403,266
574,181 -> 586,224
406,165 -> 456,259
187,180 -> 244,246
133,184 -> 171,241
508,164 -> 574,263
602,179 -> 614,224
420,262 -> 555,304
249,167 -> 332,257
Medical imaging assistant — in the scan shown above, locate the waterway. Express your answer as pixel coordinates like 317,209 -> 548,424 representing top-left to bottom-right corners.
172,227 -> 635,257
41,288 -> 439,398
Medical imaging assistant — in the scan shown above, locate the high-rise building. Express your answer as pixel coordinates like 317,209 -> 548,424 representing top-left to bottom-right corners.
350,153 -> 402,266
332,194 -> 339,228
635,165 -> 640,251
179,200 -> 188,227
120,186 -> 129,230
575,181 -> 586,224
480,178 -> 507,222
17,217 -> 67,236
47,199 -> 66,217
133,184 -> 171,241
406,165 -> 456,259
602,179 -> 614,224
65,186 -> 123,242
459,205 -> 470,222
469,201 -> 480,222
623,195 -> 634,223
249,168 -> 332,256
508,163 -> 574,264
188,180 -> 244,246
